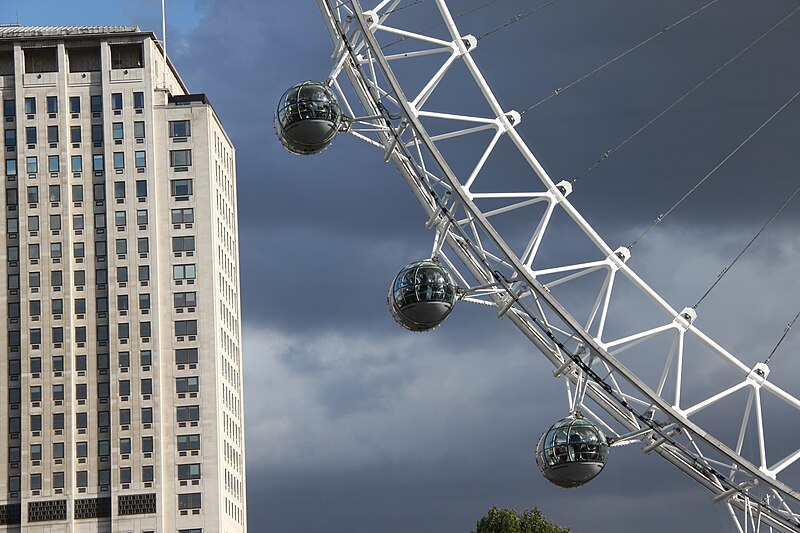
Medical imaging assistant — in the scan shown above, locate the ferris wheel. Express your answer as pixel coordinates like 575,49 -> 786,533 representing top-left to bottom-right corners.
274,1 -> 800,531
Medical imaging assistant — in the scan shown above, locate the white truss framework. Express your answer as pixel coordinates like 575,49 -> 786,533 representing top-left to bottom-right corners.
315,1 -> 800,531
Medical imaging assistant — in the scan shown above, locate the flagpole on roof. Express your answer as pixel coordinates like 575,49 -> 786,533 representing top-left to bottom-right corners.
161,0 -> 168,91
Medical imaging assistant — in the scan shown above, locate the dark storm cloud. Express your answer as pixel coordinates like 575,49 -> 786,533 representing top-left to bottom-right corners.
161,0 -> 800,531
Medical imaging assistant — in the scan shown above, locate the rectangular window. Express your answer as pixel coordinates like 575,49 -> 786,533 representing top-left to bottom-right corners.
117,294 -> 129,311
72,184 -> 83,202
112,122 -> 123,140
114,181 -> 125,199
93,184 -> 105,202
25,127 -> 36,144
48,155 -> 59,173
141,378 -> 152,395
113,151 -> 124,169
141,407 -> 153,424
76,442 -> 88,458
143,466 -> 154,483
173,264 -> 197,280
118,323 -> 130,339
50,215 -> 61,232
178,493 -> 202,510
70,125 -> 81,143
53,413 -> 65,430
46,96 -> 57,114
47,125 -> 58,143
75,299 -> 86,314
30,444 -> 41,461
170,149 -> 192,167
53,442 -> 65,459
120,467 -> 131,484
139,293 -> 150,310
175,320 -> 198,336
119,352 -> 130,369
135,150 -> 146,168
77,471 -> 88,487
142,436 -> 153,453
3,99 -> 15,118
53,472 -> 65,489
91,95 -> 102,113
30,474 -> 42,491
26,156 -> 37,174
115,211 -> 126,227
93,154 -> 104,171
120,437 -> 131,454
95,240 -> 106,258
174,292 -> 197,308
139,265 -> 150,281
74,270 -> 85,285
176,405 -> 200,422
29,271 -> 40,287
71,155 -> 82,172
169,120 -> 191,138
178,435 -> 200,452
50,242 -> 62,258
176,377 -> 199,393
24,97 -> 36,115
178,464 -> 201,480
49,185 -> 60,202
171,208 -> 194,223
4,129 -> 15,147
137,209 -> 148,225
119,409 -> 131,425
138,237 -> 149,253
91,124 -> 103,142
53,355 -> 64,372
133,91 -> 144,109
111,93 -> 122,110
69,96 -> 80,114
30,386 -> 42,402
52,326 -> 64,342
136,180 -> 147,197
53,384 -> 64,401
27,186 -> 38,204
116,239 -> 127,255
76,384 -> 87,400
30,358 -> 41,373
140,350 -> 152,366
28,245 -> 39,261
172,236 -> 196,252
119,380 -> 131,396
117,266 -> 128,283
30,328 -> 41,345
134,121 -> 145,139
99,469 -> 110,486
5,158 -> 17,176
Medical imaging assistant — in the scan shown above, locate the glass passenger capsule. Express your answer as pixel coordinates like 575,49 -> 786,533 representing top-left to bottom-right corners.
388,259 -> 457,332
535,414 -> 609,488
275,81 -> 343,155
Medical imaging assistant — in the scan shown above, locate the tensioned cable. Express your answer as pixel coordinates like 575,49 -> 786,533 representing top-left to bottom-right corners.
628,86 -> 800,249
693,182 -> 800,309
571,4 -> 800,184
765,310 -> 800,365
382,0 -> 509,50
476,0 -> 563,41
519,0 -> 719,116
383,0 -> 427,16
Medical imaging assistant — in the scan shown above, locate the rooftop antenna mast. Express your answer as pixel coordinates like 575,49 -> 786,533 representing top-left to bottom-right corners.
160,0 -> 168,92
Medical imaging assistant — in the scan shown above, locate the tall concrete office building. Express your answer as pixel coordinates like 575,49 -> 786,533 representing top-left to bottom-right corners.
0,25 -> 246,532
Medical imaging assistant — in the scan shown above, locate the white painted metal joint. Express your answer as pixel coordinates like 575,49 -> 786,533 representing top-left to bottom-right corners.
361,10 -> 379,30
458,34 -> 477,55
555,180 -> 572,198
607,246 -> 630,270
672,307 -> 697,331
746,362 -> 770,388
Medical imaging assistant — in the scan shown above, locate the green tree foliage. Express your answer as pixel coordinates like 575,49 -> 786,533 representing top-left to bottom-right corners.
472,506 -> 570,533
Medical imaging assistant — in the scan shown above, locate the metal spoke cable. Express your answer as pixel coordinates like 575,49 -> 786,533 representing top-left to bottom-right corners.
382,0 -> 508,50
383,0 -> 427,16
571,3 -> 800,184
765,310 -> 800,365
628,86 -> 800,249
520,0 -> 720,115
476,0 -> 563,41
693,182 -> 800,309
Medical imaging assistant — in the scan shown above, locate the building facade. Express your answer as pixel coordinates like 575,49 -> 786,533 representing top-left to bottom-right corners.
0,25 -> 246,532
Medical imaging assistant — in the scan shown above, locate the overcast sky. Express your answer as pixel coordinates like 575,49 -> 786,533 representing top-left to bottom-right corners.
3,0 -> 800,531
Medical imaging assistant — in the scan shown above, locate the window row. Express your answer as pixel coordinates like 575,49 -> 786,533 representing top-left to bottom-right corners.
8,93 -> 144,116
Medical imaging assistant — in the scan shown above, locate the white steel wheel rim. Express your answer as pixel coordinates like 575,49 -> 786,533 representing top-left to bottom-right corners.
314,1 -> 800,530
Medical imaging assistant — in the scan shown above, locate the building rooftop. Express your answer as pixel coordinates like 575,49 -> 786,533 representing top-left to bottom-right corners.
0,24 -> 140,39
